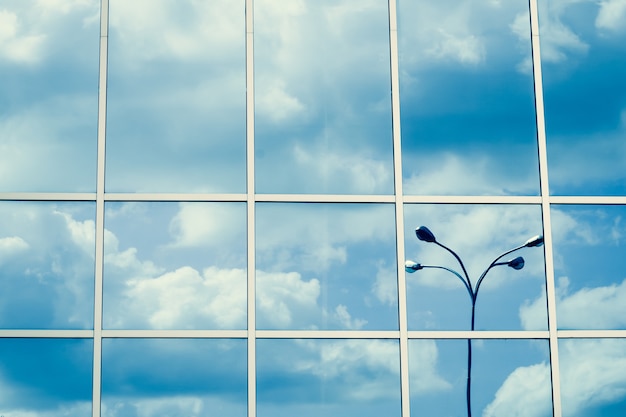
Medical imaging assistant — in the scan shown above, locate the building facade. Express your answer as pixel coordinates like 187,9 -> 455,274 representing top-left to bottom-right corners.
0,0 -> 625,416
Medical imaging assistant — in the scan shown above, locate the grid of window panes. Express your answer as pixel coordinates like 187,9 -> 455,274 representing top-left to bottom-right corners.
1,1 -> 625,416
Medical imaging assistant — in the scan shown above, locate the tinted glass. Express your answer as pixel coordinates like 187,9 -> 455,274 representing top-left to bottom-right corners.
551,205 -> 626,330
409,339 -> 553,416
404,204 -> 546,330
539,0 -> 626,195
0,338 -> 93,415
101,338 -> 247,417
106,0 -> 246,193
398,0 -> 540,195
257,339 -> 401,417
256,203 -> 398,330
0,0 -> 99,192
254,0 -> 394,194
103,202 -> 247,330
0,201 -> 95,329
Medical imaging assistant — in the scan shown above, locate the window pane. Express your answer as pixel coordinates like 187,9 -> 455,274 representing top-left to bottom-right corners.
551,205 -> 626,330
102,338 -> 247,417
0,201 -> 95,329
409,339 -> 553,416
539,1 -> 626,195
105,0 -> 246,193
257,339 -> 401,417
254,0 -> 394,194
0,338 -> 93,415
0,0 -> 99,192
398,0 -> 540,196
256,203 -> 398,330
103,202 -> 247,330
404,204 -> 546,330
560,338 -> 626,417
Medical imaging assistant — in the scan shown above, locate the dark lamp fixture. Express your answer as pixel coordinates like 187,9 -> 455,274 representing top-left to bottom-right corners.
507,256 -> 525,270
415,226 -> 436,243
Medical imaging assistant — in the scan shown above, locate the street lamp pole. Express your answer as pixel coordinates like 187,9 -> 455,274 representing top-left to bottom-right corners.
405,226 -> 544,417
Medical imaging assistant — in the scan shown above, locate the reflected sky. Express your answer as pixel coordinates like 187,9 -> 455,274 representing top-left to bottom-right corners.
0,0 -> 99,192
101,338 -> 247,417
256,203 -> 398,330
103,202 -> 247,330
410,339 -> 552,417
559,338 -> 626,417
0,202 -> 95,329
405,204 -> 547,330
257,339 -> 401,417
105,0 -> 246,193
254,0 -> 394,194
0,338 -> 93,416
551,205 -> 626,330
539,0 -> 626,195
398,0 -> 540,196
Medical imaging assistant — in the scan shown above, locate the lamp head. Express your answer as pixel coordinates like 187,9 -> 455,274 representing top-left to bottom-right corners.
525,235 -> 544,247
405,260 -> 423,273
415,226 -> 436,243
507,256 -> 525,270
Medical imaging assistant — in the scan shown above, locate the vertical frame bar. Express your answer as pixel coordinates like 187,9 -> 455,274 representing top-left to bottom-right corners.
528,0 -> 562,415
93,0 -> 109,416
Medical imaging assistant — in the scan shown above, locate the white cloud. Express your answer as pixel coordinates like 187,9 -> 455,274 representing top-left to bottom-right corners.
521,277 -> 626,330
596,0 -> 626,32
0,236 -> 29,257
409,340 -> 453,394
426,30 -> 486,65
372,263 -> 398,306
102,395 -> 244,417
0,9 -> 45,64
168,203 -> 245,249
483,362 -> 552,417
256,80 -> 306,123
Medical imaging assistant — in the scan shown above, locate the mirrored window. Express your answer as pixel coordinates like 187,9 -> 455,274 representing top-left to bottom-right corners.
0,338 -> 93,415
404,204 -> 546,330
551,205 -> 626,330
254,0 -> 394,194
0,0 -> 99,192
257,339 -> 401,417
409,339 -> 552,416
106,0 -> 247,193
559,338 -> 626,416
101,338 -> 247,417
256,203 -> 398,330
0,201 -> 95,329
539,0 -> 626,195
398,0 -> 540,196
103,202 -> 247,330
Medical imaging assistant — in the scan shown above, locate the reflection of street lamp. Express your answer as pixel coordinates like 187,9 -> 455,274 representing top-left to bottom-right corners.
405,226 -> 544,417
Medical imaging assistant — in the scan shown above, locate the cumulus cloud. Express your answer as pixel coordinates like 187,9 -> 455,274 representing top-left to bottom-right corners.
409,340 -> 453,394
596,0 -> 626,32
0,9 -> 45,64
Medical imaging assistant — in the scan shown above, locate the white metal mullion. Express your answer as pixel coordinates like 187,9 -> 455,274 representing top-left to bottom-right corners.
92,1 -> 108,417
529,0 -> 562,416
388,1 -> 410,417
246,1 -> 256,416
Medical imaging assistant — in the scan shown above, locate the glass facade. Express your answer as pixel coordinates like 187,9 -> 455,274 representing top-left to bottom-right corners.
0,1 -> 624,417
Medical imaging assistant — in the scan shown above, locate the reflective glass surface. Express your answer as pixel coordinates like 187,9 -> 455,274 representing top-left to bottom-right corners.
101,338 -> 247,417
254,0 -> 394,194
257,339 -> 401,417
551,205 -> 626,330
0,0 -> 99,192
560,338 -> 626,417
539,0 -> 626,195
103,202 -> 247,330
398,0 -> 540,195
256,203 -> 398,330
409,339 -> 552,416
405,204 -> 546,330
0,338 -> 93,415
105,0 -> 246,193
0,201 -> 95,329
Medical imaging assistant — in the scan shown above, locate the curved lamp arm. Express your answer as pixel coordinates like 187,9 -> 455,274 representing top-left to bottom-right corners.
405,261 -> 473,299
